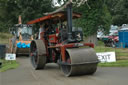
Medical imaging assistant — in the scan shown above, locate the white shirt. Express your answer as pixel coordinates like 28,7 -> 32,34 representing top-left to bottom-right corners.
38,27 -> 44,39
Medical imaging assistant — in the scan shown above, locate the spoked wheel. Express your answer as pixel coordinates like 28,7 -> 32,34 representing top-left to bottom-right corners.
60,48 -> 99,77
30,40 -> 46,69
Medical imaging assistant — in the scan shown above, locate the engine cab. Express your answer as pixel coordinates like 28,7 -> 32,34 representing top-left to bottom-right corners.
10,24 -> 33,41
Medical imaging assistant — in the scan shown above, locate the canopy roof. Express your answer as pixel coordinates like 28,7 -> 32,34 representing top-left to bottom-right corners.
27,11 -> 81,24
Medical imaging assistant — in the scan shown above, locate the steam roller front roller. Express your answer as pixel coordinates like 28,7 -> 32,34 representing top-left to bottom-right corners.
61,48 -> 99,76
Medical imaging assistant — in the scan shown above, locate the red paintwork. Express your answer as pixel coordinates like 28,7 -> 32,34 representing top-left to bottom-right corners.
49,34 -> 58,43
61,46 -> 66,62
56,28 -> 59,33
108,35 -> 119,42
27,11 -> 81,25
27,15 -> 51,24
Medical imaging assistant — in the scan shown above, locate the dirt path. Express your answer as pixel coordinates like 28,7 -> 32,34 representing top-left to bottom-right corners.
1,57 -> 128,85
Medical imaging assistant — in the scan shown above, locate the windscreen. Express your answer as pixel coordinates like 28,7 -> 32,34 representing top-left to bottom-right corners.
21,26 -> 32,35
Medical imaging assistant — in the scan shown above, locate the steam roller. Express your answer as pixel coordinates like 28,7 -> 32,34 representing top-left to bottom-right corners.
28,2 -> 99,76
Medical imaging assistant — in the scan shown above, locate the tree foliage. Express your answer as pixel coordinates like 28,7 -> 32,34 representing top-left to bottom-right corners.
0,0 -> 54,32
112,0 -> 128,26
0,0 -> 113,37
105,0 -> 128,26
73,0 -> 111,36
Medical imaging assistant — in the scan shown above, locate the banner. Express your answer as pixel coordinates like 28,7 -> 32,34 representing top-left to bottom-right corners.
96,52 -> 116,63
5,53 -> 16,60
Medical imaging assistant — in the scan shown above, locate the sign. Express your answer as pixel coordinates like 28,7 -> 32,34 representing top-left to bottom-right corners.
5,53 -> 16,60
96,52 -> 116,63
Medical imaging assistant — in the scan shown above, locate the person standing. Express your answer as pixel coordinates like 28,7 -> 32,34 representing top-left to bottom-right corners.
38,23 -> 44,39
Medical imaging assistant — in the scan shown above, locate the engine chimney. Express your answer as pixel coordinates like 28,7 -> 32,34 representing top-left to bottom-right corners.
67,3 -> 74,42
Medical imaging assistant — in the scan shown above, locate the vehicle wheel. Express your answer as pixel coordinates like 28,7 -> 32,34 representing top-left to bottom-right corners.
30,40 -> 46,69
60,48 -> 98,76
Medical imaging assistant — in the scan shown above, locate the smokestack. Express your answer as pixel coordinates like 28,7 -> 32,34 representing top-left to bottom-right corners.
67,3 -> 72,35
18,15 -> 22,24
67,3 -> 74,42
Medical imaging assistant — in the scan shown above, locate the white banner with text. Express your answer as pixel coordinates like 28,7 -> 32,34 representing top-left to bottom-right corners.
96,52 -> 116,63
5,53 -> 16,60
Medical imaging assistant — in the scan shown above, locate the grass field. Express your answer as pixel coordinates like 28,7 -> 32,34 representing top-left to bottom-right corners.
96,41 -> 128,67
95,41 -> 128,60
98,60 -> 128,67
0,59 -> 19,72
0,32 -> 19,72
0,32 -> 12,44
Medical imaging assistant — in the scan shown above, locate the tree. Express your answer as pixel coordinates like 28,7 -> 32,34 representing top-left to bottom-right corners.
112,0 -> 128,26
105,0 -> 128,26
73,0 -> 111,36
0,0 -> 54,32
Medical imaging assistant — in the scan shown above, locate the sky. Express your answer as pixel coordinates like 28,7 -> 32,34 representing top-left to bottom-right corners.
52,0 -> 64,7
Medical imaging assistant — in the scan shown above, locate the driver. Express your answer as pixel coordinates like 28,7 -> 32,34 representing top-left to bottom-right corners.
17,27 -> 23,41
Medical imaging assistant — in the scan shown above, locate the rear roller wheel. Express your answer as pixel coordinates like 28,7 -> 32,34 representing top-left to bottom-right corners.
61,48 -> 99,76
30,40 -> 46,69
